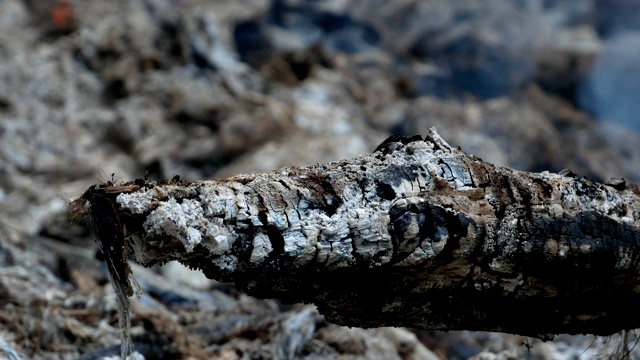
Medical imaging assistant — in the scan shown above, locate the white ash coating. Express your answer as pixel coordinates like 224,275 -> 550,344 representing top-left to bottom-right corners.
114,132 -> 472,271
142,198 -> 204,252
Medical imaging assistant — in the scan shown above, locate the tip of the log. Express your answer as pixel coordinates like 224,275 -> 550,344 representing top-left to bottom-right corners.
71,184 -> 142,359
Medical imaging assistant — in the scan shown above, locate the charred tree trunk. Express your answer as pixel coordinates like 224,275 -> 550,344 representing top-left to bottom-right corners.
77,128 -> 640,352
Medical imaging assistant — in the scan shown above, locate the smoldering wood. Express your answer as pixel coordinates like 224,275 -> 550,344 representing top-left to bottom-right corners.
78,128 -> 640,346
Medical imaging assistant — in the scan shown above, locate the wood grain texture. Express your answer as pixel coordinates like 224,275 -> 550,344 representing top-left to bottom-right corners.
82,128 -> 640,340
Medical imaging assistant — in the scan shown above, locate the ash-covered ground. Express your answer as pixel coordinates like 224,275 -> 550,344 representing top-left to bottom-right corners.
1,0 -> 640,359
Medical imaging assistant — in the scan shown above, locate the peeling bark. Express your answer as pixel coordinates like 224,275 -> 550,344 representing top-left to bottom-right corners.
77,128 -> 640,347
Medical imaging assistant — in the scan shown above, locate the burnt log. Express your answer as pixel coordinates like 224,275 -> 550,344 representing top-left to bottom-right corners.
76,128 -> 640,356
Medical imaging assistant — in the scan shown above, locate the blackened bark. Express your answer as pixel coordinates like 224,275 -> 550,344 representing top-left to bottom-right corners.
78,128 -> 640,343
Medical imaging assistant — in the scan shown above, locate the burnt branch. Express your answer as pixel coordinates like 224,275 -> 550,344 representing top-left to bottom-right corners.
77,128 -> 640,353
